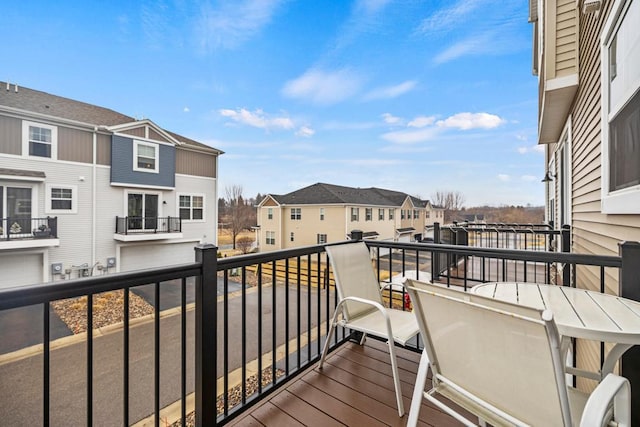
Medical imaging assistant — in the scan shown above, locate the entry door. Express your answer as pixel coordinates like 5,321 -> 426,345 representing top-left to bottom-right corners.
2,187 -> 33,236
128,193 -> 158,230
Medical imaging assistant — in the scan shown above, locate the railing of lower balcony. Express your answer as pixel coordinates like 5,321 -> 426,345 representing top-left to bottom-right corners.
115,216 -> 182,234
0,216 -> 57,240
0,238 -> 638,426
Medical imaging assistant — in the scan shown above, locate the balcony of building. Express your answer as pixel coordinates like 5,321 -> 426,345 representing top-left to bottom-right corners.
0,216 -> 60,249
113,216 -> 183,241
0,224 -> 638,426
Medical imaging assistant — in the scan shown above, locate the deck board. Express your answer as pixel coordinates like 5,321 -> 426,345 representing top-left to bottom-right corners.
227,340 -> 467,426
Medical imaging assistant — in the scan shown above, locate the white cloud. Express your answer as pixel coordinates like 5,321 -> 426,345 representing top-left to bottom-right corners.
183,107 -> 190,113
381,113 -> 402,125
282,68 -> 363,105
356,0 -> 392,15
518,144 -> 546,154
296,126 -> 315,138
437,112 -> 504,130
417,0 -> 484,34
497,174 -> 510,182
364,80 -> 417,101
196,0 -> 285,51
408,115 -> 436,128
533,144 -> 545,153
219,108 -> 294,131
381,127 -> 441,144
434,33 -> 493,64
521,175 -> 537,182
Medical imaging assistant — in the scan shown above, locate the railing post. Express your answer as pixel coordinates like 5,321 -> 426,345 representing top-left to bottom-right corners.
432,222 -> 440,281
620,241 -> 640,426
350,229 -> 363,241
195,244 -> 218,427
562,225 -> 571,286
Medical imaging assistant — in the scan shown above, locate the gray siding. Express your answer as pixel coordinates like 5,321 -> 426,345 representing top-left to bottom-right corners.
110,135 -> 175,188
0,115 -> 21,155
58,126 -> 92,163
176,149 -> 217,178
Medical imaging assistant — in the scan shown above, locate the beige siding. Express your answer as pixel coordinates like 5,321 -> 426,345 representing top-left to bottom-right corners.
175,149 -> 216,178
58,126 -> 92,163
148,128 -> 172,143
121,127 -> 145,138
0,115 -> 21,155
555,0 -> 577,76
96,134 -> 111,165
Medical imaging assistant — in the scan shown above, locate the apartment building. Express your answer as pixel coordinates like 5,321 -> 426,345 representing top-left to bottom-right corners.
256,182 -> 443,251
0,82 -> 221,287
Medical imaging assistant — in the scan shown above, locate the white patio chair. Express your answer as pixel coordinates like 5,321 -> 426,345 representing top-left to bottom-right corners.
404,279 -> 631,427
318,242 -> 420,416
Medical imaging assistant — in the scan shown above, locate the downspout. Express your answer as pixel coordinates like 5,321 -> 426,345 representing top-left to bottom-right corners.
214,154 -> 219,246
92,127 -> 97,268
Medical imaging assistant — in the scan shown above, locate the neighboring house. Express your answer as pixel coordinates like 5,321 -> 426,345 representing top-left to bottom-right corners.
531,0 -> 639,386
256,182 -> 444,251
0,82 -> 222,288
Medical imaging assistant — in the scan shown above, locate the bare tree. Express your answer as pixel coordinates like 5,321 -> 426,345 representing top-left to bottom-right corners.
224,185 -> 254,249
236,236 -> 253,254
431,190 -> 466,223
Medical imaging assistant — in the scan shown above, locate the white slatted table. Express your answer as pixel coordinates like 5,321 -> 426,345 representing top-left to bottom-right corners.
472,282 -> 640,380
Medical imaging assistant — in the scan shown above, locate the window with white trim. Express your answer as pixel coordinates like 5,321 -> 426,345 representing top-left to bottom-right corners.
350,207 -> 359,221
601,0 -> 640,213
389,209 -> 394,220
267,208 -> 273,220
266,231 -> 275,245
290,207 -> 301,220
22,121 -> 57,159
365,208 -> 372,221
290,232 -> 295,242
46,184 -> 77,214
134,140 -> 159,173
317,233 -> 327,244
319,208 -> 325,220
179,194 -> 204,221
378,209 -> 384,220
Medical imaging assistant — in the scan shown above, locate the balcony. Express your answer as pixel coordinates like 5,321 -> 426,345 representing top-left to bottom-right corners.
0,216 -> 60,249
113,216 -> 183,241
0,225 -> 638,425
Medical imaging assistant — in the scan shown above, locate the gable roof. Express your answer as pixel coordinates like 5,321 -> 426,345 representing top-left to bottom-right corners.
269,182 -> 429,208
0,81 -> 222,154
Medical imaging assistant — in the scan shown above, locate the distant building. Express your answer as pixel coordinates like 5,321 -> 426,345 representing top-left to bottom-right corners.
0,82 -> 222,287
256,182 -> 444,251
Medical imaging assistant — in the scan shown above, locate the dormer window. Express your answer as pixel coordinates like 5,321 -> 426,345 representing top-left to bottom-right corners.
134,140 -> 159,173
22,121 -> 57,159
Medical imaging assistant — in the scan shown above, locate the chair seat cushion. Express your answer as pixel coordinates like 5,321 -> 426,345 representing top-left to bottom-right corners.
343,308 -> 419,346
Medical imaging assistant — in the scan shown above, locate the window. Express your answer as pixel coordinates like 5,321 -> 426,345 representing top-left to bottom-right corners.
378,209 -> 384,220
601,0 -> 640,213
179,194 -> 204,221
317,233 -> 327,244
365,208 -> 372,221
414,210 -> 419,219
351,207 -> 359,221
290,232 -> 295,242
389,209 -> 394,220
267,208 -> 273,220
46,184 -> 77,214
426,211 -> 431,218
134,140 -> 159,173
401,210 -> 405,220
1,186 -> 35,236
290,208 -> 301,220
127,192 -> 159,230
266,231 -> 275,245
22,121 -> 57,159
320,208 -> 325,220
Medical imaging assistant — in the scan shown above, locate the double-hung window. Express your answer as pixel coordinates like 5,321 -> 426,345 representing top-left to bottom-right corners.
378,209 -> 384,220
317,234 -> 327,244
365,208 -> 372,221
46,184 -> 77,214
601,0 -> 640,213
266,231 -> 275,245
267,208 -> 273,220
179,194 -> 204,221
22,121 -> 57,159
134,141 -> 159,173
320,208 -> 325,220
351,207 -> 359,221
389,209 -> 394,220
290,208 -> 301,220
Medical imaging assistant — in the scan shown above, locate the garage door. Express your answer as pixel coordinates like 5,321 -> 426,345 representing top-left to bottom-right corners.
0,253 -> 43,288
120,242 -> 198,273
398,234 -> 411,243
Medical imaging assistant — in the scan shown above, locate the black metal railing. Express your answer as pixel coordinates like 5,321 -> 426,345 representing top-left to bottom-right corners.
1,238 -> 639,426
0,217 -> 57,240
114,216 -> 181,234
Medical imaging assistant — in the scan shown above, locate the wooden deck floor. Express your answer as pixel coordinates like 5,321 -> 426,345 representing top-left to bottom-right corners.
227,339 -> 466,427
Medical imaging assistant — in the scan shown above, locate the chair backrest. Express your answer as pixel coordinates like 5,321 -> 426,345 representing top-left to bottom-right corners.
405,279 -> 571,426
326,242 -> 383,320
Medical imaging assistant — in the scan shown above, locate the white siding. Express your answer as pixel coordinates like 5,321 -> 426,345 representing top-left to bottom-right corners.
0,252 -> 43,288
119,241 -> 199,272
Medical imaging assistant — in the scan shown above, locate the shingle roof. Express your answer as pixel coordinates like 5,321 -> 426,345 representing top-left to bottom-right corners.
270,183 -> 428,207
0,81 -> 221,153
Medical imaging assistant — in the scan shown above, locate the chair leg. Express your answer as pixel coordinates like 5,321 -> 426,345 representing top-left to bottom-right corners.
387,339 -> 405,416
407,349 -> 429,426
318,309 -> 340,369
359,332 -> 367,345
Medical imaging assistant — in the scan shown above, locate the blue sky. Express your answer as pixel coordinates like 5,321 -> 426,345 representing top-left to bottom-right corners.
3,0 -> 543,206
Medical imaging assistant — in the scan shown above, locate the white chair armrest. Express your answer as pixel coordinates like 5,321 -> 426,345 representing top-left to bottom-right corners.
580,374 -> 631,427
341,296 -> 390,316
